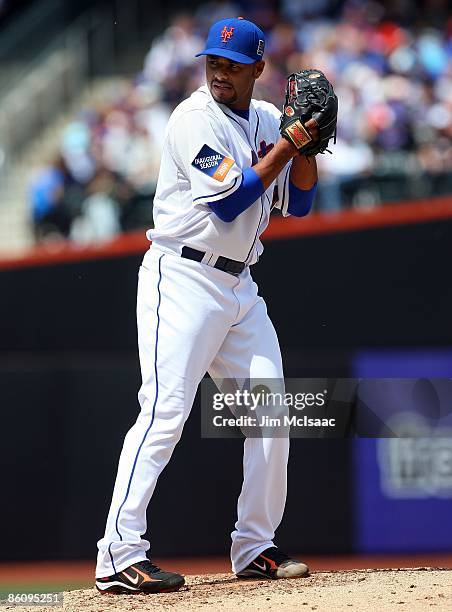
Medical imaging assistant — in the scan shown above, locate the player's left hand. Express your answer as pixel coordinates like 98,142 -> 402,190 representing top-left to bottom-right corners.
280,69 -> 337,156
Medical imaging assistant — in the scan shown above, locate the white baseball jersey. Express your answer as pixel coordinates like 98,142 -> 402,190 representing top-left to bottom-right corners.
148,84 -> 292,264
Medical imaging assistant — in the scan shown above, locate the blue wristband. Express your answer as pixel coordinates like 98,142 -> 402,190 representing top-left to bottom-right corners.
287,181 -> 317,217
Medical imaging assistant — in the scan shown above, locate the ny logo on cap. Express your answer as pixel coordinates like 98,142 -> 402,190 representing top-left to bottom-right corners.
221,26 -> 235,43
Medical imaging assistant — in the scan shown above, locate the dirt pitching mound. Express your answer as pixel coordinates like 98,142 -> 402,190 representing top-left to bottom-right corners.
7,568 -> 452,612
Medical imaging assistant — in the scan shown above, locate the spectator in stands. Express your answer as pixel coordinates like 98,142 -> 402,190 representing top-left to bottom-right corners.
60,114 -> 96,185
316,137 -> 375,210
194,0 -> 242,32
142,14 -> 203,88
70,169 -> 121,244
29,156 -> 71,241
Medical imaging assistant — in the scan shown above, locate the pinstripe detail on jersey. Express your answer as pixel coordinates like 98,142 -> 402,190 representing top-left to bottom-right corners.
241,107 -> 264,264
253,109 -> 260,150
280,165 -> 291,214
192,176 -> 240,205
244,192 -> 266,264
222,110 -> 249,139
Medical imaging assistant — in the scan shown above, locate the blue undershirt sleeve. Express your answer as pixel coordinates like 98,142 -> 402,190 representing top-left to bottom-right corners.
208,167 -> 265,222
287,180 -> 317,217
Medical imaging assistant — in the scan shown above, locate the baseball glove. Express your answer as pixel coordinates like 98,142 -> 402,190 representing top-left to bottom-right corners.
280,69 -> 338,156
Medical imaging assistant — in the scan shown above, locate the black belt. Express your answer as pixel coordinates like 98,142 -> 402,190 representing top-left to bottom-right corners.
181,246 -> 246,275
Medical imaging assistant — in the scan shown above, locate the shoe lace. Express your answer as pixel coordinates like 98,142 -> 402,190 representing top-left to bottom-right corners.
135,559 -> 162,574
263,547 -> 292,565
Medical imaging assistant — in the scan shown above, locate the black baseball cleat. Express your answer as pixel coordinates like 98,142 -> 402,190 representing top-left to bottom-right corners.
95,559 -> 185,594
236,547 -> 309,579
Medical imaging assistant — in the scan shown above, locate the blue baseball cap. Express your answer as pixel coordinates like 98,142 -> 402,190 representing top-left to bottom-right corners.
196,17 -> 265,65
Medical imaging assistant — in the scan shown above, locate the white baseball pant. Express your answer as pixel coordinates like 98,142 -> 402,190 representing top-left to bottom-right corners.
96,244 -> 289,577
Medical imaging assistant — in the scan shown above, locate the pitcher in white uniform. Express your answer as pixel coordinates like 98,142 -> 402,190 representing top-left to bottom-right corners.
95,17 -> 319,594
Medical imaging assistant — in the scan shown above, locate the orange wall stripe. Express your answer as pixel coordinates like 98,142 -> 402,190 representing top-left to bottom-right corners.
265,195 -> 452,240
0,231 -> 149,271
0,196 -> 450,271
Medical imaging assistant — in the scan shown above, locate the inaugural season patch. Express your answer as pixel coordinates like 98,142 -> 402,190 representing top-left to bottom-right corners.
191,145 -> 234,182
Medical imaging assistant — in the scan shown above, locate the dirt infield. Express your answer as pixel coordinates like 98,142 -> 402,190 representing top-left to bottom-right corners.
4,568 -> 451,612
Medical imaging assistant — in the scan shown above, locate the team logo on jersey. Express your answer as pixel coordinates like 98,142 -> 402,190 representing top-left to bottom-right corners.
192,144 -> 234,182
221,26 -> 235,43
257,140 -> 274,159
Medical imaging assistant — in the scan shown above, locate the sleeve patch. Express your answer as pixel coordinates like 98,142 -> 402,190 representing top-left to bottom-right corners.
191,144 -> 234,182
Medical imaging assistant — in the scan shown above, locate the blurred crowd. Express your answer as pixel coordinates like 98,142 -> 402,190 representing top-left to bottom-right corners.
29,0 -> 452,243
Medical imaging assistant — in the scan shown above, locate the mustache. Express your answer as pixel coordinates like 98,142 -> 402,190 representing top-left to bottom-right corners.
212,79 -> 234,87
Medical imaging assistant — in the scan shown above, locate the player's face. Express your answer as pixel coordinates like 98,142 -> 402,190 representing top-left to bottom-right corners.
206,55 -> 265,109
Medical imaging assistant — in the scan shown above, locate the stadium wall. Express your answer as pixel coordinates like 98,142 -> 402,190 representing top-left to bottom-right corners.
1,214 -> 451,560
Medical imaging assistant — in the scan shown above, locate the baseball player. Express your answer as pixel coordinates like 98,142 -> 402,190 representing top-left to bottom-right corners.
95,17 -> 337,594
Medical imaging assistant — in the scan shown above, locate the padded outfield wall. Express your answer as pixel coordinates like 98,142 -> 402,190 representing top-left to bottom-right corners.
1,200 -> 451,560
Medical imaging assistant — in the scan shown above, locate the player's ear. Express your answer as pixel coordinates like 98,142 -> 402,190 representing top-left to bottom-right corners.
253,60 -> 265,80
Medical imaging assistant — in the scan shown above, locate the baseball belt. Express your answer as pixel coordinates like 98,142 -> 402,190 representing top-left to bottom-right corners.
181,246 -> 246,276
